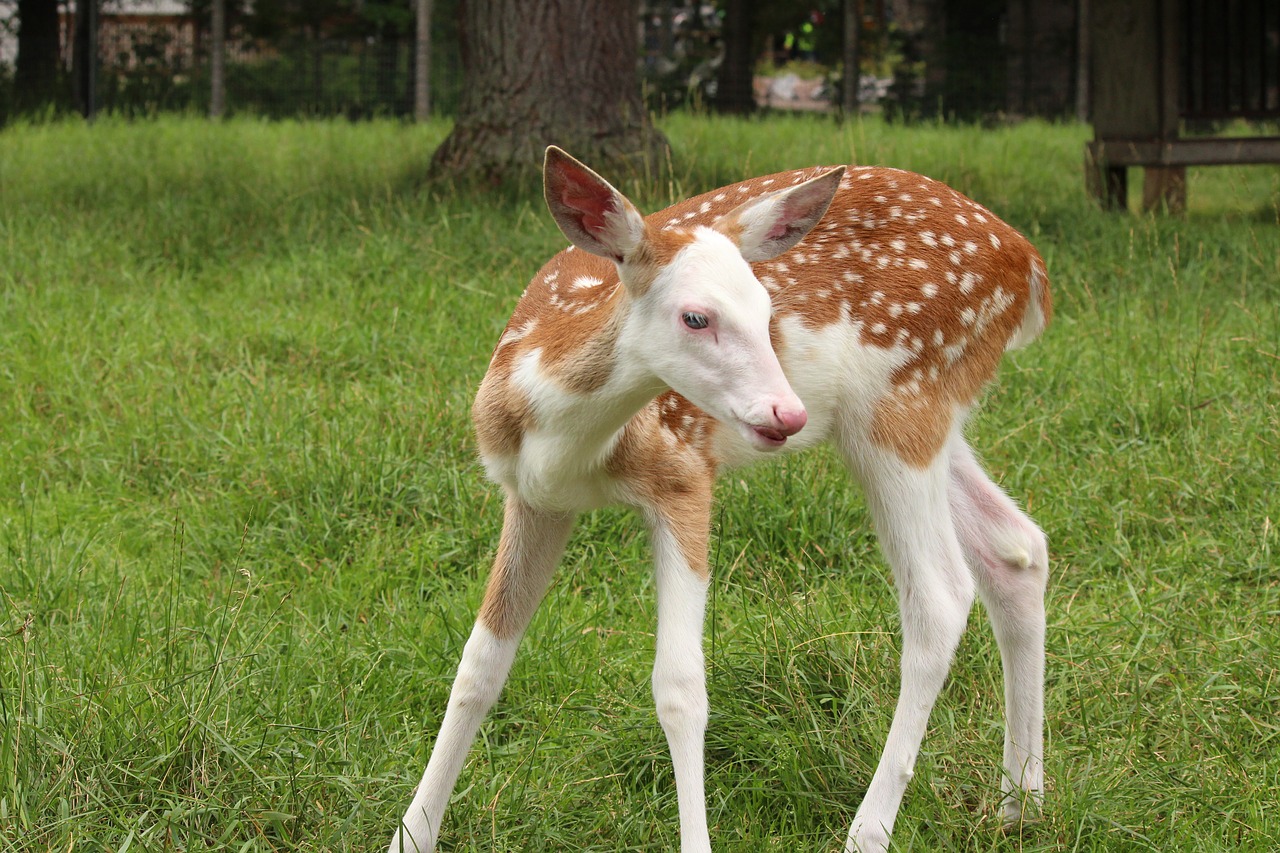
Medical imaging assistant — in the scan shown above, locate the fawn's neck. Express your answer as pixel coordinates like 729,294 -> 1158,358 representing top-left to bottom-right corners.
475,263 -> 673,508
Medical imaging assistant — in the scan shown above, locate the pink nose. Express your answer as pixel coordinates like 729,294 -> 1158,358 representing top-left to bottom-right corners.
774,405 -> 808,436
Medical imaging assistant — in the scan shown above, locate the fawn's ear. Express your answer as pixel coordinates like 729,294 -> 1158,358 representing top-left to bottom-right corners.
544,147 -> 647,264
716,167 -> 845,262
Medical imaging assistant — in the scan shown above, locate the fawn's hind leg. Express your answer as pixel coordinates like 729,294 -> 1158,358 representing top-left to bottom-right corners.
948,438 -> 1048,821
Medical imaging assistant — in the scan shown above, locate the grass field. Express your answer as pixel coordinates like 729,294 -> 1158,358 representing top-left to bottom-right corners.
1,113 -> 1278,852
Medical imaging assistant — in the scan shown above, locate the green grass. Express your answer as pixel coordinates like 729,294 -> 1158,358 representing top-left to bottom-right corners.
1,113 -> 1278,852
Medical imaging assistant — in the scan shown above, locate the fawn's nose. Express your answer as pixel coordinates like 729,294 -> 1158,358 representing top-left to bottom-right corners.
773,404 -> 808,436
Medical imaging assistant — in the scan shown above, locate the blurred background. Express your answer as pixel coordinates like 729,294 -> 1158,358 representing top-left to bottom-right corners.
0,0 -> 1089,123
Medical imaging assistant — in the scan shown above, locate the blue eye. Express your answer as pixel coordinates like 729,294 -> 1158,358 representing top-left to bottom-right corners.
682,312 -> 710,330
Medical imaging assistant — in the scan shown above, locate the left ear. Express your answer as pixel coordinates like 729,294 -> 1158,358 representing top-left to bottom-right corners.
543,146 -> 647,264
716,167 -> 846,262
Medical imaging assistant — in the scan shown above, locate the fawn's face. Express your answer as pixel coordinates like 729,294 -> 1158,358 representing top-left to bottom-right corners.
626,227 -> 807,450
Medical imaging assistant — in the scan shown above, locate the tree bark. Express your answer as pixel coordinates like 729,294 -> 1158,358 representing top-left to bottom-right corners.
430,0 -> 668,186
15,0 -> 62,113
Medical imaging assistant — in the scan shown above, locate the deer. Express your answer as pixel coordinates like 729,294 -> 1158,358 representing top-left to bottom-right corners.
388,146 -> 1051,853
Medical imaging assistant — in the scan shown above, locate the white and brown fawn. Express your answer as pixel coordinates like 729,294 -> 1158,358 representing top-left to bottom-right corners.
389,147 -> 1051,853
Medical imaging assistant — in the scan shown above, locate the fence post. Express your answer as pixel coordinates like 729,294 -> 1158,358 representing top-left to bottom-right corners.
842,0 -> 861,116
73,0 -> 99,119
415,0 -> 432,120
211,0 -> 226,117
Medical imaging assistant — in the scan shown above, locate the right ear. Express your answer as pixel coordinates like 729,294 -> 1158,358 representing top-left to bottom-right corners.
716,166 -> 845,262
543,146 -> 647,264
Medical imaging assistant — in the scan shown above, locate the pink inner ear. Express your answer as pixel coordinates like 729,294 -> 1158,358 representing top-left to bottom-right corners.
766,220 -> 794,241
560,171 -> 614,235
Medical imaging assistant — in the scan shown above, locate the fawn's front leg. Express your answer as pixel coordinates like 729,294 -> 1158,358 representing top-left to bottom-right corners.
389,495 -> 575,853
841,445 -> 977,853
645,488 -> 713,853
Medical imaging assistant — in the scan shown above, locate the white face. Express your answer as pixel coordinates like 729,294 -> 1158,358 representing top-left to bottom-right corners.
630,229 -> 808,450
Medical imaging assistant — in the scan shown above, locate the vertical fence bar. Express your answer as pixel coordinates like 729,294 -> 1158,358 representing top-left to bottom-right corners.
86,0 -> 98,119
842,0 -> 860,116
211,0 -> 226,117
415,0 -> 432,120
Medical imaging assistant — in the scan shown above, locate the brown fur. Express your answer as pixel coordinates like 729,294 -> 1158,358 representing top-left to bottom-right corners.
477,497 -> 572,639
473,371 -> 534,458
606,405 -> 715,578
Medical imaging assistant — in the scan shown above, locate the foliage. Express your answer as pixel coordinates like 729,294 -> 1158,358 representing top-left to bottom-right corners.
1,114 -> 1278,851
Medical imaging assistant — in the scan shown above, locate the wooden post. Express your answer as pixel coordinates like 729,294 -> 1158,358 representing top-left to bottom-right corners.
210,0 -> 226,118
1142,166 -> 1186,213
414,0 -> 432,121
1085,143 -> 1128,210
1142,0 -> 1183,212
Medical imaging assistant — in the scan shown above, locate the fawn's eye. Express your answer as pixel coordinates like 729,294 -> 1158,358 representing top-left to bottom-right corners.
681,311 -> 710,330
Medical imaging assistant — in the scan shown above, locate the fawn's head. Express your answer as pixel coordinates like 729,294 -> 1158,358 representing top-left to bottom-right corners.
542,147 -> 843,450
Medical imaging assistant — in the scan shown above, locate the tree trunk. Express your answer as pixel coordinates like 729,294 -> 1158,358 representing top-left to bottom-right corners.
714,0 -> 756,114
430,0 -> 668,186
15,0 -> 62,113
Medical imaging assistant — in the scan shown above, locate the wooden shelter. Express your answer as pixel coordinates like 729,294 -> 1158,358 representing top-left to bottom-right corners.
1086,0 -> 1280,212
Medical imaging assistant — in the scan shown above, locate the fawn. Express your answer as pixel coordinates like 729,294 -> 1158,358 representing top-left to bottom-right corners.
388,147 -> 1051,852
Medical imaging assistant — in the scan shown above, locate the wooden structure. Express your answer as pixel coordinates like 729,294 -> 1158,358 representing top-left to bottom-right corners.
1087,0 -> 1280,212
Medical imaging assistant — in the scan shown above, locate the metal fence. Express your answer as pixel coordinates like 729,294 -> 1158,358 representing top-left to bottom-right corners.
1,1 -> 1088,125
0,2 -> 463,121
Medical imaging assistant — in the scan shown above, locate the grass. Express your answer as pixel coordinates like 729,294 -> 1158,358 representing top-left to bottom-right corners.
1,112 -> 1278,852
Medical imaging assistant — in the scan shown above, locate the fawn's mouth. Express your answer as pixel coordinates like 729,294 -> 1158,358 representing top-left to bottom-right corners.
744,422 -> 789,450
